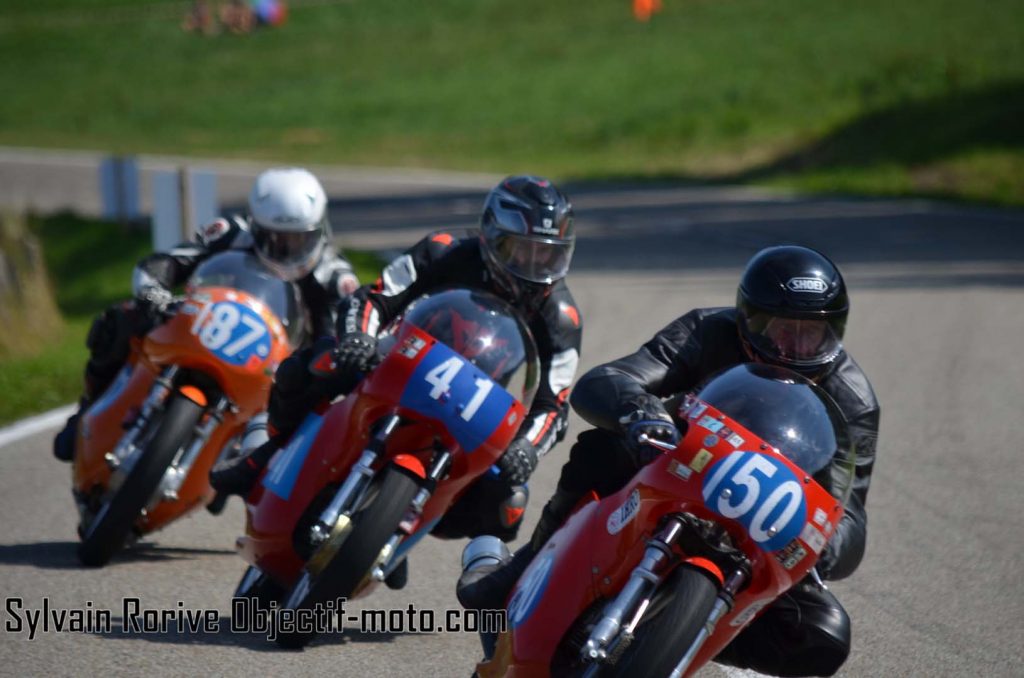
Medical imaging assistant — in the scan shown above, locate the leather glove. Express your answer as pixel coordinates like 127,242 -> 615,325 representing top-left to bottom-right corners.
617,393 -> 682,465
495,438 -> 539,485
136,285 -> 174,319
334,331 -> 379,375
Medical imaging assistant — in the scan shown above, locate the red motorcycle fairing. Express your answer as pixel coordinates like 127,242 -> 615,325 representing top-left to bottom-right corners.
238,322 -> 526,590
492,399 -> 844,677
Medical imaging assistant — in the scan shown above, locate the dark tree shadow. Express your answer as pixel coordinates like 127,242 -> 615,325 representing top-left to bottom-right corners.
737,79 -> 1024,180
93,615 -> 407,651
0,540 -> 235,570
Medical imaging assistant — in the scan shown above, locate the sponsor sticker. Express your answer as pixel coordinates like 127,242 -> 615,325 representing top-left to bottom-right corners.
775,538 -> 808,570
718,426 -> 734,439
703,434 -> 719,448
726,433 -> 745,448
697,415 -> 725,433
800,522 -> 827,554
823,521 -> 833,536
399,335 -> 427,358
787,277 -> 827,293
668,460 -> 693,481
687,402 -> 708,420
689,448 -> 713,473
730,600 -> 771,627
813,508 -> 828,526
607,489 -> 641,535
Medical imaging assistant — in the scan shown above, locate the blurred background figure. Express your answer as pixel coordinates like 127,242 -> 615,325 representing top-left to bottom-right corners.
181,0 -> 215,35
253,0 -> 288,27
219,0 -> 255,34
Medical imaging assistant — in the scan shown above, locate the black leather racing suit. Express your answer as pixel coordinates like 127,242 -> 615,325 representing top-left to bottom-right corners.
332,229 -> 583,539
565,306 -> 880,677
84,216 -> 358,400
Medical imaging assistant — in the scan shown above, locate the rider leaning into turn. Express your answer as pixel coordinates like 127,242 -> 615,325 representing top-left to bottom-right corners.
52,167 -> 359,463
209,175 -> 583,563
458,245 -> 880,678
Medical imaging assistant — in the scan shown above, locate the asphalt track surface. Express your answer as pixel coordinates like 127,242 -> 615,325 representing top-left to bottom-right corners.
1,154 -> 1023,677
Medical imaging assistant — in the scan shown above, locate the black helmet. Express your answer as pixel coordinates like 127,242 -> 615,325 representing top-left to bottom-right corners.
479,175 -> 575,310
736,245 -> 849,377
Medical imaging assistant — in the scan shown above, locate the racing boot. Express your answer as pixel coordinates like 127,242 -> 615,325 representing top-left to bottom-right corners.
456,536 -> 517,659
52,408 -> 82,462
385,559 -> 408,590
209,438 -> 279,497
528,484 -> 581,551
493,484 -> 529,542
54,333 -> 130,463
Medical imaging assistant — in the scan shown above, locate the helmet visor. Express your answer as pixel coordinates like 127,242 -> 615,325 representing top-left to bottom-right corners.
743,313 -> 843,367
251,221 -> 324,280
489,232 -> 574,284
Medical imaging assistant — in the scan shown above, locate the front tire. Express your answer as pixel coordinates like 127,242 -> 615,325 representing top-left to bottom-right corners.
77,393 -> 204,567
274,465 -> 421,649
235,565 -> 284,608
609,565 -> 720,677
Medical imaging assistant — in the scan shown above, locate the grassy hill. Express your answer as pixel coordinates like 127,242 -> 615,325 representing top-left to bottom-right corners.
1,0 -> 1022,203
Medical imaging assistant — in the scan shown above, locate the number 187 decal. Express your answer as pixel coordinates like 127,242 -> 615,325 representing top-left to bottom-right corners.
189,300 -> 271,366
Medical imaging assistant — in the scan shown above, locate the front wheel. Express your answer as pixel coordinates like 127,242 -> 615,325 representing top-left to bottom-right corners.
235,565 -> 284,609
608,564 -> 720,677
77,393 -> 204,567
274,465 -> 421,649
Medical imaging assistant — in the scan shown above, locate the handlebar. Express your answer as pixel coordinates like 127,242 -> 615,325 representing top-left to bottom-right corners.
637,432 -> 677,451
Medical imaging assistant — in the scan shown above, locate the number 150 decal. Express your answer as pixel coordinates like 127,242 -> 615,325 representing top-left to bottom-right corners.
702,451 -> 807,552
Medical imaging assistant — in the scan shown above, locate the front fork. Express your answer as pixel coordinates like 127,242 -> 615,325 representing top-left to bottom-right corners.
304,412 -> 452,579
104,365 -> 180,481
581,514 -> 749,676
308,413 -> 403,547
371,448 -> 452,582
156,395 -> 230,503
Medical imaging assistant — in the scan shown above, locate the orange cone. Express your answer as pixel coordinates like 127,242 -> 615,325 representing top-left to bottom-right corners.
633,0 -> 662,21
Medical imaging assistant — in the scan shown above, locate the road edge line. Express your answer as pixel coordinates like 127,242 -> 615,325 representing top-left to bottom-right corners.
0,404 -> 76,449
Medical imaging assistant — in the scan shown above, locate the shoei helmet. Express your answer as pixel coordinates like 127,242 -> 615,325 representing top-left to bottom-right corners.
736,245 -> 849,378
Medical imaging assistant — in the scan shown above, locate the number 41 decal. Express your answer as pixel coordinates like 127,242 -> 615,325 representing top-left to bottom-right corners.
424,357 -> 494,421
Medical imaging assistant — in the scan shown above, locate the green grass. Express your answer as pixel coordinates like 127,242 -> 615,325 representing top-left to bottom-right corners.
0,214 -> 151,425
0,0 -> 1022,203
0,213 -> 383,425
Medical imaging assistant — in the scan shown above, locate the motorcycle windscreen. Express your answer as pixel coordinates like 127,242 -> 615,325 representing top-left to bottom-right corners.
694,363 -> 856,505
187,250 -> 307,348
385,288 -> 540,411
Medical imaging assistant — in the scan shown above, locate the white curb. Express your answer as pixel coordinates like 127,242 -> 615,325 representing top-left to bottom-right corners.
0,404 -> 76,449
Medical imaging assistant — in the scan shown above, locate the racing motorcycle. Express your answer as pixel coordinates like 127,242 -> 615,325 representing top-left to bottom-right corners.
478,363 -> 855,677
233,288 -> 539,648
72,251 -> 304,567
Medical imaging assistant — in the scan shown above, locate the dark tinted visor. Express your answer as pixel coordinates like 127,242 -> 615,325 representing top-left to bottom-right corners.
744,313 -> 843,367
490,232 -> 574,284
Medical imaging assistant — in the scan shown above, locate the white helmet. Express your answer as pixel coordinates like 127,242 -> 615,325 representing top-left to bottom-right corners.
247,167 -> 329,281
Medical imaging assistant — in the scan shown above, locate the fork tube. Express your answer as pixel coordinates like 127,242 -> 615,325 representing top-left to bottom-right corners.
668,567 -> 748,678
309,413 -> 401,544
